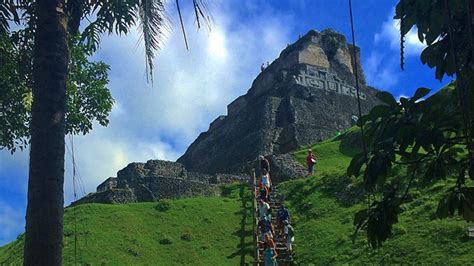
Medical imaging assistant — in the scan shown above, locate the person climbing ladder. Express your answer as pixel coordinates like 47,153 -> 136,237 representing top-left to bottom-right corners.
282,220 -> 295,258
261,168 -> 272,190
259,155 -> 271,174
253,169 -> 295,265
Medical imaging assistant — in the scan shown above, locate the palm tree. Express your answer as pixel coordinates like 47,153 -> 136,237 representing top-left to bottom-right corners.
1,0 -> 210,264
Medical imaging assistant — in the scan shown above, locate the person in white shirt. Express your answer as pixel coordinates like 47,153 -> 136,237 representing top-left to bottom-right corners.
283,220 -> 295,257
259,199 -> 271,221
261,168 -> 272,189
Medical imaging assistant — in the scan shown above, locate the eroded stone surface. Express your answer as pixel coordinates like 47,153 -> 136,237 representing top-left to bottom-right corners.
79,29 -> 382,205
74,160 -> 246,205
178,29 -> 380,175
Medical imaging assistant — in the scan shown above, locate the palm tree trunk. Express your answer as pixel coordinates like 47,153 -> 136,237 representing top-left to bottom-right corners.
24,0 -> 69,265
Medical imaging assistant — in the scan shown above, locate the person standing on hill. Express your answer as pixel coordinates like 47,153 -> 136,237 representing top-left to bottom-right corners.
306,149 -> 316,176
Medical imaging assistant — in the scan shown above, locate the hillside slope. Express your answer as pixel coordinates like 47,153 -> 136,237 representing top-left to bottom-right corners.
279,130 -> 474,264
3,131 -> 474,265
0,185 -> 253,265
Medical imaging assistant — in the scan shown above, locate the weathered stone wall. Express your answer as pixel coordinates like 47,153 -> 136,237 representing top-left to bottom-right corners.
76,160 -> 248,205
269,153 -> 308,182
97,177 -> 117,192
298,43 -> 330,68
178,29 -> 381,175
72,189 -> 137,205
209,115 -> 227,131
227,96 -> 248,117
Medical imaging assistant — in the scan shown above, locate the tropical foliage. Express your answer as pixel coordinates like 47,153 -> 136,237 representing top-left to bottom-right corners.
348,0 -> 474,248
0,33 -> 113,153
1,0 -> 211,153
1,1 -> 210,264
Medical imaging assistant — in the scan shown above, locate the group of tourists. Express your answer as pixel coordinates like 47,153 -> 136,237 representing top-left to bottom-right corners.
257,155 -> 295,265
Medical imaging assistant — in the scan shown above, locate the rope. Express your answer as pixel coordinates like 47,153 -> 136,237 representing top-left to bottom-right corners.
65,137 -> 91,264
444,0 -> 474,178
68,135 -> 78,265
467,0 -> 474,62
252,170 -> 259,265
465,0 -> 474,168
66,134 -> 93,265
348,0 -> 371,245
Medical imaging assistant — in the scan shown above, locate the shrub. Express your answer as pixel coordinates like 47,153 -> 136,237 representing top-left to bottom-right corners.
127,248 -> 139,257
154,200 -> 171,212
159,237 -> 172,245
181,230 -> 194,241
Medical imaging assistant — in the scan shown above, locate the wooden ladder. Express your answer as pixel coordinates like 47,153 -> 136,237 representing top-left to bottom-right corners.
252,171 -> 295,266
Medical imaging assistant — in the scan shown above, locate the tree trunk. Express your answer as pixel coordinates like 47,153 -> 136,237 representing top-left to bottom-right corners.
24,0 -> 69,265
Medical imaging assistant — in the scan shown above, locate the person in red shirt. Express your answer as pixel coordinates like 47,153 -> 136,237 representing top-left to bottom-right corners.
306,149 -> 316,176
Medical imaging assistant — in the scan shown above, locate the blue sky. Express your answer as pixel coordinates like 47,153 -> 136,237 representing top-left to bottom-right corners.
0,0 -> 451,246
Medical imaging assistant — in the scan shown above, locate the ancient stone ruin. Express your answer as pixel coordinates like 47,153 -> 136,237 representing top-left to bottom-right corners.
77,29 -> 382,204
177,29 -> 380,178
74,160 -> 246,205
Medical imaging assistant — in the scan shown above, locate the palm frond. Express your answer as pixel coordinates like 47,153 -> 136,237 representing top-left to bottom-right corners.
193,0 -> 213,31
80,0 -> 139,53
0,0 -> 21,35
139,0 -> 212,81
175,0 -> 189,51
80,0 -> 212,83
81,20 -> 103,51
138,0 -> 167,82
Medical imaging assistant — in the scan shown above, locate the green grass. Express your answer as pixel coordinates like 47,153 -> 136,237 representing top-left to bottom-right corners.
0,184 -> 254,265
3,129 -> 474,265
280,129 -> 474,264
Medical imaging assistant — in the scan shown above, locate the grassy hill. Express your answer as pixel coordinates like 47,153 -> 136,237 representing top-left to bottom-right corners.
280,129 -> 474,264
0,184 -> 254,265
2,129 -> 474,265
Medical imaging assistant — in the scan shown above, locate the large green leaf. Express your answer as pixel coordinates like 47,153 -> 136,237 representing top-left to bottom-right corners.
347,153 -> 367,178
412,87 -> 430,102
369,105 -> 393,120
376,91 -> 398,107
436,188 -> 474,222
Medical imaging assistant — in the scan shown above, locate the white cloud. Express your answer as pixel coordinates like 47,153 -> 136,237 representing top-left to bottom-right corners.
0,201 -> 24,246
364,51 -> 399,89
364,9 -> 427,90
0,0 -> 295,223
374,13 -> 426,57
207,29 -> 228,60
62,130 -> 181,202
84,2 -> 294,151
